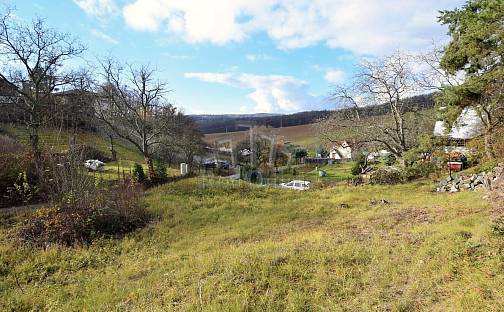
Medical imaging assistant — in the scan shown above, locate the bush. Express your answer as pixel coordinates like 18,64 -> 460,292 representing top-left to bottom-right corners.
351,154 -> 366,176
351,162 -> 362,176
403,161 -> 437,181
16,184 -> 150,247
153,160 -> 167,181
132,163 -> 146,183
370,167 -> 405,185
0,146 -> 38,208
383,154 -> 396,166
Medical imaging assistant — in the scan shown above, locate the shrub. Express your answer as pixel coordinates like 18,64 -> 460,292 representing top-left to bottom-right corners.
132,163 -> 146,183
351,153 -> 366,176
383,154 -> 396,166
153,160 -> 167,180
37,152 -> 94,203
403,161 -> 437,181
370,167 -> 405,185
0,147 -> 38,208
351,162 -> 361,176
16,184 -> 150,247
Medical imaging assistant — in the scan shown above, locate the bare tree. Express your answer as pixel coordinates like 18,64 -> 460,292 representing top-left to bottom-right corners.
175,115 -> 206,170
356,51 -> 420,158
320,51 -> 434,163
95,58 -> 177,177
329,83 -> 363,121
414,44 -> 463,91
0,10 -> 85,164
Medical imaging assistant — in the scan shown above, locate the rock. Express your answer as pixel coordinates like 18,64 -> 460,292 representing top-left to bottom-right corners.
436,164 -> 504,193
483,177 -> 491,189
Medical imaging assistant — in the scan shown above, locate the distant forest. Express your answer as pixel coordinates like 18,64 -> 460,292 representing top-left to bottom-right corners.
194,93 -> 436,134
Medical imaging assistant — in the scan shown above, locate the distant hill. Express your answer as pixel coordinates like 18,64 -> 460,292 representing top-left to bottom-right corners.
192,111 -> 330,134
193,93 -> 436,134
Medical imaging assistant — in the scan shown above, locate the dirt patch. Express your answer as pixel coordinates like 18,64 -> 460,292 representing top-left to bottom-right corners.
387,207 -> 441,227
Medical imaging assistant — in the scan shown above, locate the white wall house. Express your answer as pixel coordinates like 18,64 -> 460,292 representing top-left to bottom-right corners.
329,141 -> 352,160
433,107 -> 484,154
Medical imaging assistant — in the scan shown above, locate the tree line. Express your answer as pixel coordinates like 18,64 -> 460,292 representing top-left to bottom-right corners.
0,9 -> 206,179
319,0 -> 503,163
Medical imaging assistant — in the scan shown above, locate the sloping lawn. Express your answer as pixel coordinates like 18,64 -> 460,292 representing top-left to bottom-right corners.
2,125 -> 143,163
1,177 -> 503,311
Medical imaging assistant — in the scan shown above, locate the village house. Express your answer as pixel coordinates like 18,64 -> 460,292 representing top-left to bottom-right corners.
329,141 -> 352,161
433,107 -> 484,154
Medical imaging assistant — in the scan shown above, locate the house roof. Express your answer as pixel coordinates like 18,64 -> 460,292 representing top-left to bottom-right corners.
433,107 -> 484,140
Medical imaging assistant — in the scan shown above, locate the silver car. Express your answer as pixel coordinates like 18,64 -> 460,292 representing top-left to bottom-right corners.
279,180 -> 311,191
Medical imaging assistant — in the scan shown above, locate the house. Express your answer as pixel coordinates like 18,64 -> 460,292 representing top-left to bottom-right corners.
329,141 -> 352,160
433,107 -> 484,154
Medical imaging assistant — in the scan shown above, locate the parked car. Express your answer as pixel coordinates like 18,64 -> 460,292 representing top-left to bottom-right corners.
84,159 -> 105,171
279,180 -> 311,191
203,159 -> 230,169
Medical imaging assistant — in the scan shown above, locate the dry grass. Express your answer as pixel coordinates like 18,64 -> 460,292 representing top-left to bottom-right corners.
1,177 -> 503,311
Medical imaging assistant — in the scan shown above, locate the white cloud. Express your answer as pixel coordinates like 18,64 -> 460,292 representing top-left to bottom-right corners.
73,0 -> 117,16
90,29 -> 119,44
121,0 -> 464,55
324,69 -> 345,83
246,53 -> 272,62
184,72 -> 326,113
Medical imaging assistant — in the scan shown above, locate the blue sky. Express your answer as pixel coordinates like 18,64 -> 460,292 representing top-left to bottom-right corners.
8,0 -> 465,114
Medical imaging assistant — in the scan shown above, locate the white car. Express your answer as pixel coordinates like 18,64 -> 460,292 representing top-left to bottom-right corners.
84,159 -> 105,171
280,180 -> 311,191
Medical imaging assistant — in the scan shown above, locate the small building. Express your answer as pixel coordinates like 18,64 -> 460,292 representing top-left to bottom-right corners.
433,107 -> 484,154
329,141 -> 352,160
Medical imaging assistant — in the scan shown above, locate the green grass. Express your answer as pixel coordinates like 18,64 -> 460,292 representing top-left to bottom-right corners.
1,125 -> 143,163
302,162 -> 355,182
271,162 -> 355,185
1,177 -> 503,311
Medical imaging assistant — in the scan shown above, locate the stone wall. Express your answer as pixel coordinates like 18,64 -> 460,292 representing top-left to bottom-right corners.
436,163 -> 503,193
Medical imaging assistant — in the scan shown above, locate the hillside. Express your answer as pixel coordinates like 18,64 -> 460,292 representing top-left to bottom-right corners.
205,123 -> 319,148
195,93 -> 435,134
0,125 -> 143,163
1,177 -> 500,310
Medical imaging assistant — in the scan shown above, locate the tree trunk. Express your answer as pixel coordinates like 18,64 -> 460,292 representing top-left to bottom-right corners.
484,131 -> 495,160
145,156 -> 155,179
28,124 -> 41,166
109,135 -> 117,161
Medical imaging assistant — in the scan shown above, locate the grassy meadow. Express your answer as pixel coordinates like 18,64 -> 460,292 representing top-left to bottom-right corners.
1,176 -> 503,311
